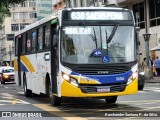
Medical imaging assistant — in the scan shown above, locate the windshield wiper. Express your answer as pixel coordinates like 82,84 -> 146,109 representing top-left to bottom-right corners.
79,22 -> 98,48
89,27 -> 97,48
107,24 -> 119,43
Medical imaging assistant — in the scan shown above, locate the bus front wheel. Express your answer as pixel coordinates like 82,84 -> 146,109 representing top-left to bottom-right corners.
49,82 -> 61,106
105,96 -> 117,104
1,80 -> 5,84
23,75 -> 32,97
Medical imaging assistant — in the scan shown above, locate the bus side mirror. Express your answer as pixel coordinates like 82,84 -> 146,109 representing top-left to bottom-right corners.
52,26 -> 59,47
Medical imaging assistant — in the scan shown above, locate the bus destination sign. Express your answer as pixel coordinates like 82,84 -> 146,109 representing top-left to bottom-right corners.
69,11 -> 131,20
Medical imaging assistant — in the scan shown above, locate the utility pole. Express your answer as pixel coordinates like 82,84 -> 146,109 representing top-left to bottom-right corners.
143,0 -> 152,79
9,44 -> 12,67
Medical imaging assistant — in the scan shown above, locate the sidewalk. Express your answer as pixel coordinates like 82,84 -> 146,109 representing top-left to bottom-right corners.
145,76 -> 160,83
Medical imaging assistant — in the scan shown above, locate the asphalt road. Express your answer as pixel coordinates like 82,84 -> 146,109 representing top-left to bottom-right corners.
0,82 -> 160,120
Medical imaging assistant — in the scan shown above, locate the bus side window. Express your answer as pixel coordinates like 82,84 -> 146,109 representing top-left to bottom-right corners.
44,25 -> 50,49
52,28 -> 58,47
26,33 -> 31,53
31,31 -> 37,53
22,34 -> 26,54
15,37 -> 18,56
37,28 -> 43,51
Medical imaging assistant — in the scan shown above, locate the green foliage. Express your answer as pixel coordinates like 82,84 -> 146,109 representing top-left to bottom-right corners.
0,0 -> 25,29
0,0 -> 25,7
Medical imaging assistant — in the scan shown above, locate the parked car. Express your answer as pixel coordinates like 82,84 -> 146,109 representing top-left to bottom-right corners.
138,71 -> 145,90
0,66 -> 14,84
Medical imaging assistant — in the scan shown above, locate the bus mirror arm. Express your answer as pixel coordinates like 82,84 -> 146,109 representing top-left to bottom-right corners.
57,25 -> 60,31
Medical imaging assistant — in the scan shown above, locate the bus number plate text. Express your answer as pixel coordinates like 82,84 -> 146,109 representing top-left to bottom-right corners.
97,86 -> 110,92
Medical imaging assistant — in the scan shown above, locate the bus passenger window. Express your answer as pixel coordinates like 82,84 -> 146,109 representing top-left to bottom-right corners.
15,37 -> 18,56
31,31 -> 36,52
38,28 -> 43,50
52,27 -> 58,47
22,34 -> 26,54
44,25 -> 50,49
26,33 -> 31,53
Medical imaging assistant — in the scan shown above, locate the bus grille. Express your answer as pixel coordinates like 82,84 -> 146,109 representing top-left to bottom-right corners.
79,83 -> 126,93
75,65 -> 129,75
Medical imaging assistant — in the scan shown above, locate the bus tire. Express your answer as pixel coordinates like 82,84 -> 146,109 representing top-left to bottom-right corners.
105,96 -> 117,104
23,75 -> 32,97
49,82 -> 61,106
1,80 -> 5,84
1,81 -> 5,84
138,85 -> 144,90
0,77 -> 5,84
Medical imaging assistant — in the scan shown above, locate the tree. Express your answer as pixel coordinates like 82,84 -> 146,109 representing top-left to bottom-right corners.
0,0 -> 25,7
0,0 -> 25,29
0,6 -> 11,29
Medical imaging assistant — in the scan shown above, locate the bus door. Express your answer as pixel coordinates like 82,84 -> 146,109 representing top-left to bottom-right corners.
50,20 -> 59,94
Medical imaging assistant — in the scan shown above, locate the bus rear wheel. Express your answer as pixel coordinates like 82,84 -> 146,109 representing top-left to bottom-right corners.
49,82 -> 61,106
23,75 -> 32,97
105,96 -> 117,104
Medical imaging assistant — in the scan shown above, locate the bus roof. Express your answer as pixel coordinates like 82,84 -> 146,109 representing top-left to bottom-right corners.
14,7 -> 130,36
66,7 -> 128,11
14,13 -> 58,36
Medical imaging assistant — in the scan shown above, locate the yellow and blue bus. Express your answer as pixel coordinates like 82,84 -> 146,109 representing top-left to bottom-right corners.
14,7 -> 138,106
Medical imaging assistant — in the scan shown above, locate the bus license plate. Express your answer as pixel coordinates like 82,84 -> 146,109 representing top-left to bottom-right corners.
97,86 -> 110,92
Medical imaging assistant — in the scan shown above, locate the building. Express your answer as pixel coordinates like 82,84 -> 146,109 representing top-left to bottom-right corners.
52,0 -> 108,10
0,0 -> 37,66
117,0 -> 160,63
36,0 -> 53,20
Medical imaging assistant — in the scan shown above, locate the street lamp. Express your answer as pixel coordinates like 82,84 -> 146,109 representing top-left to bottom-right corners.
143,33 -> 152,79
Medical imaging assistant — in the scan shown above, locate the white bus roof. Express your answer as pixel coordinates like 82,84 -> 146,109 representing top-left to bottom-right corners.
67,7 -> 127,11
14,14 -> 58,36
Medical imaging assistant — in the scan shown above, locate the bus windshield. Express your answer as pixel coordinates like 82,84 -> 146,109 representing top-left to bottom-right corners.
61,25 -> 135,64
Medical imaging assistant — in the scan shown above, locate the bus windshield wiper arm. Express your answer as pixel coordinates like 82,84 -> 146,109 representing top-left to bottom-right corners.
89,27 -> 97,48
79,22 -> 97,48
107,24 -> 119,43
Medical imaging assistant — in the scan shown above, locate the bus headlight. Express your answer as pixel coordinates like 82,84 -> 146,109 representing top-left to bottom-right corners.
62,73 -> 70,81
127,72 -> 137,85
62,72 -> 79,87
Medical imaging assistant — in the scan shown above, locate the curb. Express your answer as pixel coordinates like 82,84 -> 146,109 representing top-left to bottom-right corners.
145,79 -> 160,83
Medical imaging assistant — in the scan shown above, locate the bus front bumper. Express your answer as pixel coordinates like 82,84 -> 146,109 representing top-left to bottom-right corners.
61,79 -> 138,97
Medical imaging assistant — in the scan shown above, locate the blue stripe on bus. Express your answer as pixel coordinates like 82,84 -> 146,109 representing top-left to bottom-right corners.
70,70 -> 132,84
20,61 -> 28,72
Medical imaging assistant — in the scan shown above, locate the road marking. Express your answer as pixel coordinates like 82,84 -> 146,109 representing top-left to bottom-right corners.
33,104 -> 87,120
118,100 -> 160,103
0,99 -> 30,104
144,86 -> 160,93
0,104 -> 6,106
136,106 -> 160,111
0,93 -> 14,97
144,88 -> 160,93
138,91 -> 147,93
17,92 -> 24,95
0,93 -> 30,105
